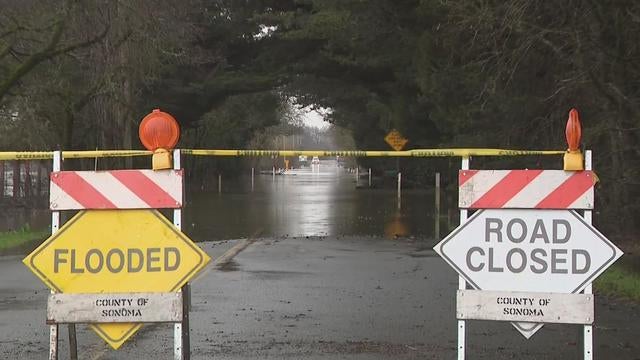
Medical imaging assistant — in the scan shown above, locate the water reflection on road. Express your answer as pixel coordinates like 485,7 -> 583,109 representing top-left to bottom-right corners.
184,160 -> 440,242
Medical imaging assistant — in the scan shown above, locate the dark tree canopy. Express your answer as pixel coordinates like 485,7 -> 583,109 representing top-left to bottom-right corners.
1,0 -> 639,237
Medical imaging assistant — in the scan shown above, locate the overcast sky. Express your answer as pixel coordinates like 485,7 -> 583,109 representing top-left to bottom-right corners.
302,107 -> 331,129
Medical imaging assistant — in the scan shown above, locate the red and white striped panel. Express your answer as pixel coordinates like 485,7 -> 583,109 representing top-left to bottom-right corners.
459,170 -> 597,209
50,170 -> 183,210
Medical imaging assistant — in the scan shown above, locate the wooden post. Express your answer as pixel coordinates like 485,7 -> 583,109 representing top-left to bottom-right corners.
435,172 -> 441,241
68,325 -> 78,360
37,161 -> 42,196
0,161 -> 4,197
368,168 -> 371,187
251,167 -> 255,192
181,285 -> 190,360
397,172 -> 401,202
25,160 -> 31,197
13,161 -> 19,198
218,174 -> 222,194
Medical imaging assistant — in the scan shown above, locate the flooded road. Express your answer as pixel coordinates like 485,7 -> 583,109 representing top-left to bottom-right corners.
1,159 -> 447,243
184,160 -> 444,242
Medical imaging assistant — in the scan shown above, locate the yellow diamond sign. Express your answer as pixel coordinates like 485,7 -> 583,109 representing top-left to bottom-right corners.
23,209 -> 211,349
384,129 -> 408,151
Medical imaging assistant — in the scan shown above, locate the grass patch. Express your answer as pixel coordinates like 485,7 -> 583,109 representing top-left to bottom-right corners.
0,225 -> 49,251
595,264 -> 640,302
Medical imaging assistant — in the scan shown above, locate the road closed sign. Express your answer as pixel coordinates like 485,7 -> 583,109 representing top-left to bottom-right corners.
23,209 -> 211,349
434,209 -> 622,337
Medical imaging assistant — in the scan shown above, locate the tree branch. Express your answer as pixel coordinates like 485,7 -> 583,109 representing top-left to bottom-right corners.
47,25 -> 109,59
0,18 -> 109,102
0,43 -> 13,60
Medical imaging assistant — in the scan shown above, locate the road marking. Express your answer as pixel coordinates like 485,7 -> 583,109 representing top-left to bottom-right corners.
214,228 -> 262,268
215,239 -> 256,267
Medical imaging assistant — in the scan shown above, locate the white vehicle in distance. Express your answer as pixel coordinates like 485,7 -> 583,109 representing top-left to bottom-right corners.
312,156 -> 320,165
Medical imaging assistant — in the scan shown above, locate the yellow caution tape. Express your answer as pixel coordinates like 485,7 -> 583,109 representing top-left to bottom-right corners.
0,150 -> 153,160
62,150 -> 152,159
0,148 -> 564,161
182,148 -> 565,158
0,152 -> 54,160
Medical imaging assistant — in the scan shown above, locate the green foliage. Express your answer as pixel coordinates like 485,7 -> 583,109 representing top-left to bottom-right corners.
181,92 -> 284,178
0,225 -> 49,251
185,92 -> 282,149
596,264 -> 640,302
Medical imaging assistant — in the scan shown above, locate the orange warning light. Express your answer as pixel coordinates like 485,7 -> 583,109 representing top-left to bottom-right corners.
563,108 -> 584,171
139,109 -> 180,170
139,109 -> 180,151
566,108 -> 582,152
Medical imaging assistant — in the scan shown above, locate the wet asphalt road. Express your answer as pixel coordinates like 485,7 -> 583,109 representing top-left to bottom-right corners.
2,236 -> 640,359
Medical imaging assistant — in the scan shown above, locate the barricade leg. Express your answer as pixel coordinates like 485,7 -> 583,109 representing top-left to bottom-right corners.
583,150 -> 593,360
173,149 -> 190,359
68,324 -> 77,360
49,151 -> 61,360
174,319 -> 182,360
457,157 -> 470,360
182,285 -> 191,360
174,289 -> 188,360
49,324 -> 58,360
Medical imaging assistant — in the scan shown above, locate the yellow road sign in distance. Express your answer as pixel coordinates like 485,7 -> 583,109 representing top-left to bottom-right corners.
384,129 -> 408,151
23,209 -> 211,349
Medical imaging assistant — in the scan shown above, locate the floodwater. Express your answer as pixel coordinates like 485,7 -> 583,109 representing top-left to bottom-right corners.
0,160 -> 451,243
184,160 -> 447,242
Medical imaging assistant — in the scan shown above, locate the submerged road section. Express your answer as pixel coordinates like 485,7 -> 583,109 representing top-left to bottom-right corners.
1,236 -> 639,359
